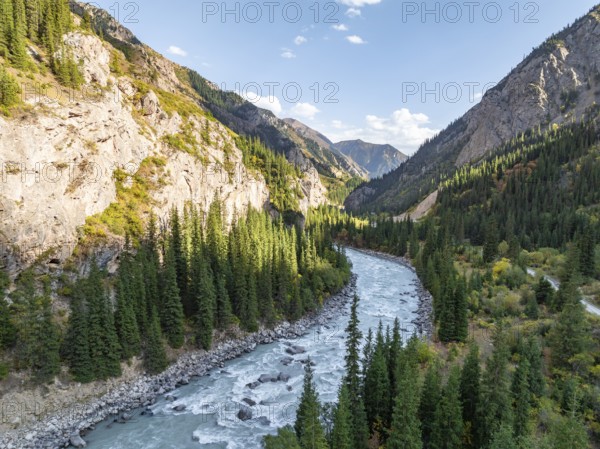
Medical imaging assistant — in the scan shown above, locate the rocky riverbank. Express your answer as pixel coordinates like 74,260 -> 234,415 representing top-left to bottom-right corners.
0,277 -> 357,449
347,247 -> 434,339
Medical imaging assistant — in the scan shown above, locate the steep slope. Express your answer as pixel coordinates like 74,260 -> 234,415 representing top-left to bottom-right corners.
346,5 -> 600,213
333,140 -> 407,179
0,2 -> 332,276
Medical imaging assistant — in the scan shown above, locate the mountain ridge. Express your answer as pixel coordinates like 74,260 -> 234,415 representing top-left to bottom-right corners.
345,4 -> 600,213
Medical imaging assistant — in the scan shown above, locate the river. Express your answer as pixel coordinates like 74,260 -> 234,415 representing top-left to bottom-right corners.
82,248 -> 422,449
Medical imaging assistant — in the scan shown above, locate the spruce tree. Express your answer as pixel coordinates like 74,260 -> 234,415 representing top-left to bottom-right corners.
85,261 -> 122,380
479,329 -> 512,447
387,362 -> 422,449
511,358 -> 531,438
483,217 -> 499,263
114,253 -> 141,360
144,306 -> 168,374
0,65 -> 20,108
364,333 -> 390,432
0,270 -> 15,350
460,344 -> 481,449
160,246 -> 185,349
430,366 -> 463,449
343,295 -> 369,449
294,360 -> 328,449
263,426 -> 301,449
64,289 -> 93,383
489,425 -> 518,449
419,362 -> 442,449
330,385 -> 353,449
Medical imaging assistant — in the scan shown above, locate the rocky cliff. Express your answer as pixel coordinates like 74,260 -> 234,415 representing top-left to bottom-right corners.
346,5 -> 600,213
0,3 -> 334,276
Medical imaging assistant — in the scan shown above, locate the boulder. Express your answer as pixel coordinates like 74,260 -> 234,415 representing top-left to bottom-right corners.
172,405 -> 186,412
285,345 -> 306,355
237,406 -> 253,421
258,374 -> 275,383
242,398 -> 257,407
69,432 -> 87,448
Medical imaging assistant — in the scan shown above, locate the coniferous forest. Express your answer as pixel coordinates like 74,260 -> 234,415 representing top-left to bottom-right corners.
274,116 -> 600,449
0,202 -> 350,383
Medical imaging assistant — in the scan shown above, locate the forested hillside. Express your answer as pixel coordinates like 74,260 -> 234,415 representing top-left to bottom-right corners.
0,201 -> 350,383
346,5 -> 600,214
285,115 -> 600,448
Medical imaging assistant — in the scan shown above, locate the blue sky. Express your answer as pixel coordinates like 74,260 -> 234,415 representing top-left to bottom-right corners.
90,0 -> 598,154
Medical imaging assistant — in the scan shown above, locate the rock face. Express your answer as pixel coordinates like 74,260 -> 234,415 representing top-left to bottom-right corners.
346,6 -> 600,213
333,140 -> 407,179
0,3 -> 336,277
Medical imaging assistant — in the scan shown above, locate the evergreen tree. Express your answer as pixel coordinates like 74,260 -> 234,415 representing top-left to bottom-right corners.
479,329 -> 512,447
460,344 -> 481,449
489,425 -> 518,449
330,385 -> 353,449
294,360 -> 328,449
363,331 -> 390,431
550,289 -> 592,372
0,65 -> 20,108
483,217 -> 499,263
143,306 -> 168,375
114,252 -> 141,360
511,358 -> 531,438
387,361 -> 422,449
419,362 -> 442,448
343,295 -> 369,449
64,289 -> 93,383
523,337 -> 545,400
86,262 -> 122,380
263,426 -> 301,449
160,246 -> 185,349
430,366 -> 463,449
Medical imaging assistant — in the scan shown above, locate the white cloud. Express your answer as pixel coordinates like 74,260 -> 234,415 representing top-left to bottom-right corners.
294,35 -> 307,45
324,109 -> 439,155
346,35 -> 367,44
167,46 -> 188,57
241,92 -> 283,116
290,103 -> 320,120
332,24 -> 349,31
281,48 -> 296,59
345,7 -> 362,17
339,0 -> 382,6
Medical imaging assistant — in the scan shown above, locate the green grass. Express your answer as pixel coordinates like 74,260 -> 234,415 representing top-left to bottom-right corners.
83,157 -> 166,241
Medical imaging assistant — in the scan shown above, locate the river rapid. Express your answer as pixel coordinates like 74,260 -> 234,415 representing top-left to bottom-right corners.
82,248 -> 423,449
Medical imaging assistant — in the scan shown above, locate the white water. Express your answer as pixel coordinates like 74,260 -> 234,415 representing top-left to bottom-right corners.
83,248 -> 422,449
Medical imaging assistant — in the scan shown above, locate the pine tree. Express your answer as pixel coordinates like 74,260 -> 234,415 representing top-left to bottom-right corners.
523,337 -> 545,401
330,385 -> 353,449
479,329 -> 512,447
511,358 -> 531,438
430,366 -> 463,449
364,329 -> 390,431
294,360 -> 328,449
114,252 -> 141,360
483,217 -> 499,263
419,362 -> 442,449
343,295 -> 369,449
144,306 -> 168,374
489,425 -> 518,449
0,65 -> 20,108
263,426 -> 301,449
64,289 -> 93,383
160,246 -> 185,349
550,289 -> 592,372
460,344 -> 481,449
86,261 -> 122,380
387,361 -> 422,449
30,295 -> 61,384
